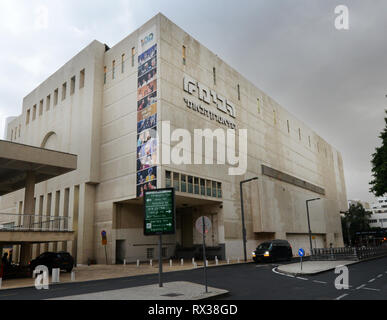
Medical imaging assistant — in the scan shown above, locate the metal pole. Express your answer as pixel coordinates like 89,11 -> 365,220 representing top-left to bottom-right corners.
202,216 -> 208,293
104,246 -> 108,265
306,201 -> 313,254
159,234 -> 163,288
240,182 -> 247,262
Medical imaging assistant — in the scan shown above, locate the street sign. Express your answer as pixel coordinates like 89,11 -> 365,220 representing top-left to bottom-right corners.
101,230 -> 107,246
195,216 -> 212,235
298,248 -> 305,257
144,188 -> 175,236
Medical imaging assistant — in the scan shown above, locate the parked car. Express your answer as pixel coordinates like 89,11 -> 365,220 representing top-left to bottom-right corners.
252,240 -> 293,263
29,252 -> 74,273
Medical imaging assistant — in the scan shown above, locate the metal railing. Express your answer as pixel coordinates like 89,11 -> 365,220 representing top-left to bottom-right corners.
311,246 -> 387,261
0,213 -> 72,232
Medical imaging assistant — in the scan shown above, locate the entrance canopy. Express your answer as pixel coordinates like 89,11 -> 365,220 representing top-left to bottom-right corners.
0,140 -> 77,196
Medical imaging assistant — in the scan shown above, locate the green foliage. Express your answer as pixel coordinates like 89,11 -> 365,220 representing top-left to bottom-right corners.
341,203 -> 372,245
370,110 -> 387,197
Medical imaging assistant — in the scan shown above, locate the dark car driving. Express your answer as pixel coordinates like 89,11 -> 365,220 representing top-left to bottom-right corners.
29,252 -> 74,273
252,240 -> 293,263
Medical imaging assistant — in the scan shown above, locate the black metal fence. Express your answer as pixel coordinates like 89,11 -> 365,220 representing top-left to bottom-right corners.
311,246 -> 387,261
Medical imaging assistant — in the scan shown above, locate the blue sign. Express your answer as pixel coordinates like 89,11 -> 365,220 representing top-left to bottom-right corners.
298,248 -> 305,257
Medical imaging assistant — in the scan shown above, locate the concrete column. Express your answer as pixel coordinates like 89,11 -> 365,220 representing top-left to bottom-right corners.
20,171 -> 36,264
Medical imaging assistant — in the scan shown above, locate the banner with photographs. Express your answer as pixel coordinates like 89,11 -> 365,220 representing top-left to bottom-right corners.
136,27 -> 158,197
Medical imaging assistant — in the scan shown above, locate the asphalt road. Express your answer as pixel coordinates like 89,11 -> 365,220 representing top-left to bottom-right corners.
0,257 -> 386,300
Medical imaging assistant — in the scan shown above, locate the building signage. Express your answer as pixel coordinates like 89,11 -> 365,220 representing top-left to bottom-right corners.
144,188 -> 175,236
183,75 -> 237,129
183,75 -> 236,118
136,26 -> 158,197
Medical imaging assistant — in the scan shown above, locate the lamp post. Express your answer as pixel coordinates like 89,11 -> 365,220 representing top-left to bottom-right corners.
240,177 -> 258,262
306,198 -> 321,255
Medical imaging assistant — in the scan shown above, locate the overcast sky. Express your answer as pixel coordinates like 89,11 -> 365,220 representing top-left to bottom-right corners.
0,0 -> 385,204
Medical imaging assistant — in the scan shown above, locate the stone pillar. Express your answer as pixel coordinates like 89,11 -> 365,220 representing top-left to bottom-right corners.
19,244 -> 33,265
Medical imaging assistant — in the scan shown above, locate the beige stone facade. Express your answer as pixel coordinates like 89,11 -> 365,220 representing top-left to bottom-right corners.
1,14 -> 347,264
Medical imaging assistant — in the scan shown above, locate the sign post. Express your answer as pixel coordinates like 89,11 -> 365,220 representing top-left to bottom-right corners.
298,248 -> 305,271
195,216 -> 212,294
101,230 -> 108,265
144,188 -> 175,288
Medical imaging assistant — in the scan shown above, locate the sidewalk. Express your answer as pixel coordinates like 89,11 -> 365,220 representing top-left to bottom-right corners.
0,259 -> 242,290
277,260 -> 357,276
49,281 -> 228,300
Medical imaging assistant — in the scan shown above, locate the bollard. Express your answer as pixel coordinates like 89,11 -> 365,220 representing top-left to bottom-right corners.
137,259 -> 140,267
194,262 -> 197,268
227,258 -> 230,264
181,258 -> 184,266
52,268 -> 60,283
0,278 -> 2,289
216,258 -> 219,266
150,259 -> 153,267
206,260 -> 209,267
237,258 -> 240,263
192,257 -> 195,265
123,259 -> 126,265
71,271 -> 76,282
170,259 -> 173,267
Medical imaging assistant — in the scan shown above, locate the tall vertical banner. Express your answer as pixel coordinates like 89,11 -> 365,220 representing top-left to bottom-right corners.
137,26 -> 158,197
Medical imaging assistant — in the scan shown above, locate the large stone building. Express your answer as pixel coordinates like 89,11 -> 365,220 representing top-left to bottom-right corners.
1,14 -> 347,264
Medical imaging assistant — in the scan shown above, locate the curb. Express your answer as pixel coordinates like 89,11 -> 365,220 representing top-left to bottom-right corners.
277,254 -> 387,276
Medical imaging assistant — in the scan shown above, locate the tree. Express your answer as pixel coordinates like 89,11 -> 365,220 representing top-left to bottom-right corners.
370,110 -> 387,197
341,203 -> 372,245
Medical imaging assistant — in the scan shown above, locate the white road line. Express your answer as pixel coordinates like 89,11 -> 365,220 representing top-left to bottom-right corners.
377,274 -> 383,278
313,280 -> 327,284
369,279 -> 376,283
272,267 -> 295,278
362,287 -> 381,292
356,284 -> 366,290
297,277 -> 308,281
336,294 -> 349,300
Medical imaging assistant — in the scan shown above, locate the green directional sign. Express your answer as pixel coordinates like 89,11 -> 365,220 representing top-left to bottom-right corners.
144,188 -> 175,236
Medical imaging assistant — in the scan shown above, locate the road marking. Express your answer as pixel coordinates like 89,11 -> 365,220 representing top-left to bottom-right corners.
272,267 -> 295,278
335,294 -> 349,300
0,293 -> 17,297
362,287 -> 381,292
296,277 -> 308,281
377,274 -> 383,278
369,278 -> 376,283
313,280 -> 327,284
356,284 -> 366,290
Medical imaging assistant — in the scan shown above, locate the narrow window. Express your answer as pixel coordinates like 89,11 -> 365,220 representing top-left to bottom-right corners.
79,69 -> 85,89
188,176 -> 193,193
131,47 -> 136,67
39,100 -> 43,116
200,179 -> 205,196
112,60 -> 115,79
217,182 -> 222,198
32,105 -> 37,120
237,84 -> 241,101
181,175 -> 187,193
70,76 -> 76,95
206,180 -> 212,197
287,120 -> 290,133
26,109 -> 30,124
182,45 -> 186,65
54,89 -> 58,106
62,82 -> 67,101
212,181 -> 217,198
103,66 -> 107,84
213,67 -> 216,85
165,171 -> 171,188
173,172 -> 180,191
121,54 -> 125,73
46,95 -> 51,111
194,178 -> 200,195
